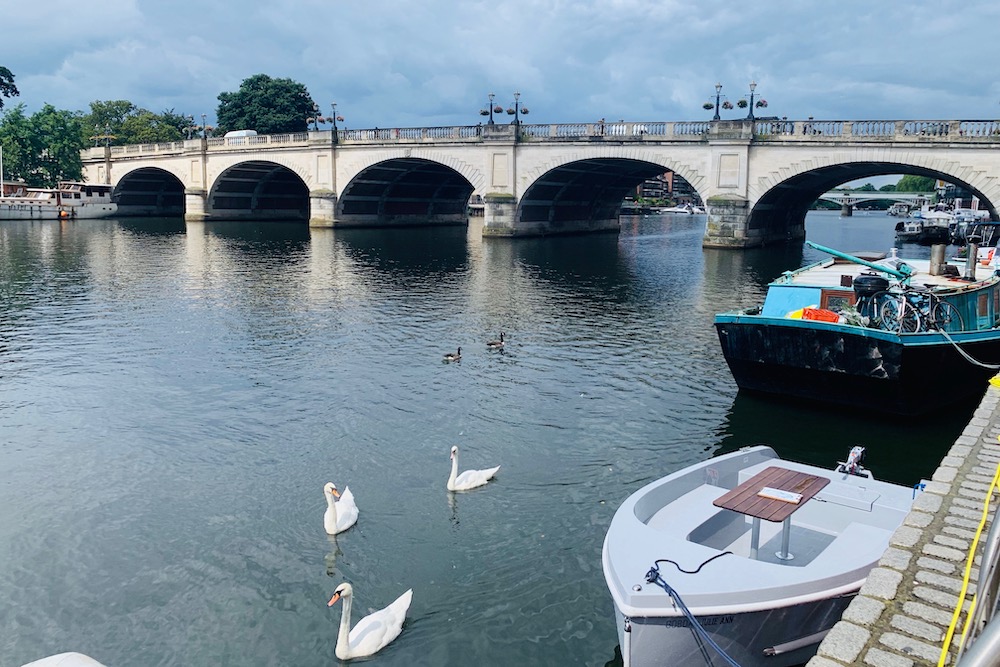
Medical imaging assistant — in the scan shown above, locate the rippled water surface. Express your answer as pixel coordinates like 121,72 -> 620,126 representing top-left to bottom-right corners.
0,212 -> 976,666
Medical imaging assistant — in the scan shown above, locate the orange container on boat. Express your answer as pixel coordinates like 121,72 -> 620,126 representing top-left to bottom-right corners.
801,307 -> 840,323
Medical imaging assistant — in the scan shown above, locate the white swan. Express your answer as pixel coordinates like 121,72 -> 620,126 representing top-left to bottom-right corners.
323,482 -> 359,535
447,445 -> 500,491
487,332 -> 505,349
327,582 -> 412,660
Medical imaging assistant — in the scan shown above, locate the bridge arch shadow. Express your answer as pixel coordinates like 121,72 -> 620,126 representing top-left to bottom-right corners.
518,158 -> 694,233
208,160 -> 309,221
337,158 -> 473,227
751,162 -> 998,244
114,167 -> 186,216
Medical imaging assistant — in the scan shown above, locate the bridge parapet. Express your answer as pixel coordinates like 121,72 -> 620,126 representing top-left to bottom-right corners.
82,118 -> 1000,162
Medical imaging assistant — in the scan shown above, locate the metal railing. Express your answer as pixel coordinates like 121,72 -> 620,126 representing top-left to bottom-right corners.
82,118 -> 1000,161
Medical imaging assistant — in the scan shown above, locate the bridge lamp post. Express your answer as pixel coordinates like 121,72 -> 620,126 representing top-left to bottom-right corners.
480,92 -> 501,125
307,103 -> 321,131
737,82 -> 766,121
506,91 -> 529,125
201,114 -> 207,139
330,103 -> 343,144
712,83 -> 722,121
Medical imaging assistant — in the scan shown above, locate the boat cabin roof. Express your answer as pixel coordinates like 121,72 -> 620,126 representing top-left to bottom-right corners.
778,255 -> 990,292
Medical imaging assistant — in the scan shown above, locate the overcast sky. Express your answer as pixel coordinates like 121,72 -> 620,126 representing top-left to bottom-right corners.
5,0 -> 998,133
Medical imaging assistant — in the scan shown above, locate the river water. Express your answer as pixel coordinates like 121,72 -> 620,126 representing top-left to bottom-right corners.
0,211 -> 977,667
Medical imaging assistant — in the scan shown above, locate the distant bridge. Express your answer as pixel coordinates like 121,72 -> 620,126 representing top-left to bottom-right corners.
81,118 -> 1000,248
817,191 -> 932,215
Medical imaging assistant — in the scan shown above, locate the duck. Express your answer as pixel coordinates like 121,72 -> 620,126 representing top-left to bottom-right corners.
327,582 -> 412,660
486,332 -> 505,349
447,445 -> 500,491
443,347 -> 462,362
323,482 -> 359,535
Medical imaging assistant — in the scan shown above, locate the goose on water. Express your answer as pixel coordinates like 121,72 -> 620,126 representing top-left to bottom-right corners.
323,482 -> 359,535
443,347 -> 462,362
327,582 -> 412,660
486,332 -> 505,349
447,445 -> 500,491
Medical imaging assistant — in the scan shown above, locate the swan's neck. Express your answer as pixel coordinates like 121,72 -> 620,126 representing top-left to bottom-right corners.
448,455 -> 458,489
337,594 -> 353,658
325,493 -> 338,525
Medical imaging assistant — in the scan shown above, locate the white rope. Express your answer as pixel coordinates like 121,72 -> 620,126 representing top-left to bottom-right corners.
939,328 -> 1000,370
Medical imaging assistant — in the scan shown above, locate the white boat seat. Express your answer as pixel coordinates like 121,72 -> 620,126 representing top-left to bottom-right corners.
645,484 -> 729,533
804,521 -> 892,576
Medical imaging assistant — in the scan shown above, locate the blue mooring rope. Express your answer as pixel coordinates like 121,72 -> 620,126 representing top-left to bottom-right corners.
645,560 -> 743,667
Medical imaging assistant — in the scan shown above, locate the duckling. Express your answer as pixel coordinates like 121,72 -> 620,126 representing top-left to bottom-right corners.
443,347 -> 462,362
486,332 -> 505,349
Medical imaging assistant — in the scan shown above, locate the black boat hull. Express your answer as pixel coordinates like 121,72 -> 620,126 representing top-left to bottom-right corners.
715,317 -> 1000,416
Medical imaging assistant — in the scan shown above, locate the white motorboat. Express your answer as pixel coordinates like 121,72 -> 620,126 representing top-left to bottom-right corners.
0,182 -> 117,220
602,445 -> 918,667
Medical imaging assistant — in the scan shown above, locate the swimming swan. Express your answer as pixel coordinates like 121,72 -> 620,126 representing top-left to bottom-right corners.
447,445 -> 500,491
323,482 -> 359,535
327,582 -> 412,660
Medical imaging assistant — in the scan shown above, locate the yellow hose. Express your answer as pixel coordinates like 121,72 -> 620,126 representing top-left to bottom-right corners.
937,444 -> 1000,666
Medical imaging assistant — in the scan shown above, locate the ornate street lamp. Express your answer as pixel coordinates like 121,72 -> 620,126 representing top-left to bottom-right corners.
307,103 -> 322,131
506,91 -> 529,125
712,83 -> 722,121
737,82 -> 768,120
479,92 -> 502,125
201,114 -> 208,139
330,103 -> 343,144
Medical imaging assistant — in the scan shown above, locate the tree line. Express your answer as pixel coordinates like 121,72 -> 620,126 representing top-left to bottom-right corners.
0,69 -> 321,188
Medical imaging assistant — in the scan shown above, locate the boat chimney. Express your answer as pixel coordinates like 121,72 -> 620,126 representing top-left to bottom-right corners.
929,244 -> 946,276
965,235 -> 980,281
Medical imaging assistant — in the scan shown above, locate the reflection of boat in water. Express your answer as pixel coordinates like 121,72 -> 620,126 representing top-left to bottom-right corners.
714,241 -> 1000,416
0,182 -> 117,220
602,445 -> 919,667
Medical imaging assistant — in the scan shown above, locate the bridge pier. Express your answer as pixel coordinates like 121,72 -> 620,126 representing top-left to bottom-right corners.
184,189 -> 208,222
308,191 -> 337,228
703,195 -> 752,248
841,203 -> 853,216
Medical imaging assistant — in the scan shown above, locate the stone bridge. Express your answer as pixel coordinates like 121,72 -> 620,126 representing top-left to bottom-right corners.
81,118 -> 1000,248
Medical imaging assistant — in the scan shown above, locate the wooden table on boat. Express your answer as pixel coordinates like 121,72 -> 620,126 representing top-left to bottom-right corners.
712,466 -> 830,561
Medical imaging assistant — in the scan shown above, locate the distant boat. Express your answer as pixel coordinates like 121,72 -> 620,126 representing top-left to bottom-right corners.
0,181 -> 118,220
653,203 -> 705,215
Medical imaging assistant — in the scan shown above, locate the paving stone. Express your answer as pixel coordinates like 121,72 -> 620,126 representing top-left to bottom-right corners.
911,493 -> 943,513
941,525 -> 976,541
817,621 -> 870,663
913,586 -> 958,610
889,526 -> 922,548
843,595 -> 885,625
860,568 -> 903,600
916,556 -> 956,574
806,656 -> 847,667
922,543 -> 967,561
863,646 -> 914,667
932,534 -> 969,551
921,481 -> 951,497
889,613 -> 945,642
931,467 -> 958,483
879,547 -> 912,571
902,600 -> 954,626
903,511 -> 933,529
879,631 -> 944,663
914,570 -> 965,594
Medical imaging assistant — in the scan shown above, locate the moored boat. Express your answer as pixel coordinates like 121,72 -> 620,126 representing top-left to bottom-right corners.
714,241 -> 1000,415
602,445 -> 918,667
0,182 -> 117,220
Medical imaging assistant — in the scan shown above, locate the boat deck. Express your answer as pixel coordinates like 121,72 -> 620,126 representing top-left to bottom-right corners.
787,256 -> 985,291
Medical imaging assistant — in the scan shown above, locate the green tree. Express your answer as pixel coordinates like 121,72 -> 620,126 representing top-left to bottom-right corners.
895,175 -> 937,192
0,66 -> 18,110
879,183 -> 897,192
0,104 -> 34,183
216,74 -> 315,135
30,104 -> 85,186
80,100 -> 192,145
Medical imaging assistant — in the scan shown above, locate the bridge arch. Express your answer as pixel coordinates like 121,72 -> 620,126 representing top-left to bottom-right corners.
336,157 -> 475,227
207,160 -> 310,221
115,167 -> 186,216
748,157 -> 1000,245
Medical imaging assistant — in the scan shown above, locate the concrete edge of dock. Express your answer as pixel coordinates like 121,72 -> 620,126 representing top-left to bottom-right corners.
806,386 -> 1000,667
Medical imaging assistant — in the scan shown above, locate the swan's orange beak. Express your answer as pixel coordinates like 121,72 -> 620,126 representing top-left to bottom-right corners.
328,592 -> 342,607
330,488 -> 341,499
